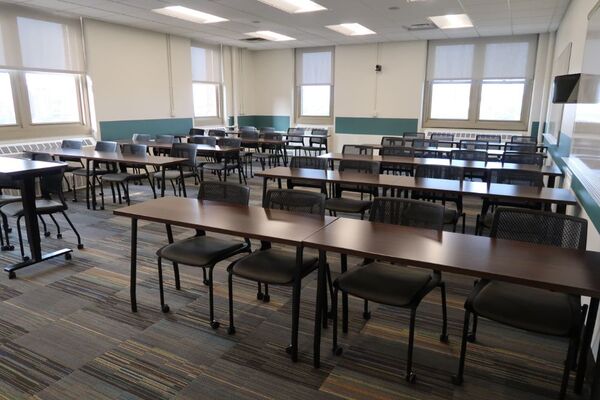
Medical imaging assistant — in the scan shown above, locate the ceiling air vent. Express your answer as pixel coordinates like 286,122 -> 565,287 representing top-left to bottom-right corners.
240,37 -> 267,42
404,22 -> 438,31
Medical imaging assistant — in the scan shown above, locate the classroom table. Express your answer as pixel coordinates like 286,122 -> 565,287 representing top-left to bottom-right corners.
255,167 -> 576,213
31,147 -> 188,208
113,197 -> 336,360
304,217 -> 600,398
0,157 -> 73,278
116,140 -> 241,154
318,153 -> 563,187
363,141 -> 548,152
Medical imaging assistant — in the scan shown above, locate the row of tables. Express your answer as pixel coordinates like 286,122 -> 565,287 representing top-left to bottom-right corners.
114,197 -> 600,398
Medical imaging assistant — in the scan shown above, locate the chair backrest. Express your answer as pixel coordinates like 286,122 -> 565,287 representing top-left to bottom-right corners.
501,152 -> 544,166
286,127 -> 305,143
260,127 -> 275,134
156,135 -> 175,144
415,164 -> 464,180
171,143 -> 197,166
476,134 -> 501,143
370,197 -> 444,231
380,146 -> 414,157
309,128 -> 328,145
264,189 -> 326,215
218,138 -> 242,148
132,133 -> 151,142
311,128 -> 327,136
459,140 -> 489,150
381,137 -> 404,147
403,132 -> 425,139
95,141 -> 118,152
260,132 -> 283,141
289,156 -> 328,170
489,169 -> 544,187
239,126 -> 256,131
208,129 -> 226,138
31,153 -> 66,200
339,159 -> 380,174
189,136 -> 217,146
287,127 -> 305,135
452,149 -> 487,162
197,181 -> 250,205
511,136 -> 537,144
239,129 -> 259,140
412,139 -> 438,149
505,142 -> 536,153
122,143 -> 147,156
430,132 -> 455,142
342,145 -> 373,155
189,128 -> 205,136
490,207 -> 587,250
61,139 -> 83,150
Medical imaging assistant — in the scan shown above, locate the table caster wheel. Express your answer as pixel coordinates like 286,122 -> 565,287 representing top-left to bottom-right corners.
263,294 -> 270,303
77,244 -> 84,250
100,207 -> 105,210
8,245 -> 14,251
57,234 -> 62,239
451,375 -> 463,385
333,346 -> 343,356
466,334 -> 476,343
162,304 -> 170,313
405,372 -> 416,384
44,231 -> 51,237
440,334 -> 449,343
1,245 -> 9,251
227,326 -> 236,335
285,345 -> 293,354
7,228 -> 11,233
211,321 -> 220,329
363,311 -> 371,320
203,279 -> 210,286
23,256 -> 30,261
8,271 -> 16,279
65,253 -> 72,260
257,292 -> 264,300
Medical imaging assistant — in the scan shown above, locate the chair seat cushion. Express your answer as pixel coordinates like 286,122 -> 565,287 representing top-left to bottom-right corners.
153,170 -> 193,180
230,249 -> 318,285
336,262 -> 437,307
326,197 -> 372,214
203,162 -> 237,171
101,172 -> 147,182
72,168 -> 110,176
157,236 -> 247,266
468,281 -> 581,336
0,195 -> 21,206
443,208 -> 459,225
2,199 -> 64,217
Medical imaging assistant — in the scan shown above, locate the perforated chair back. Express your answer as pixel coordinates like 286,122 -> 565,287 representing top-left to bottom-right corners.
218,138 -> 242,148
189,128 -> 205,136
287,127 -> 305,144
309,129 -> 328,146
198,181 -> 250,205
287,127 -> 305,135
489,169 -> 543,187
264,189 -> 326,216
311,128 -> 327,136
370,197 -> 444,231
430,132 -> 455,142
490,207 -> 587,250
403,132 -> 425,139
171,143 -> 198,167
460,140 -> 489,150
239,129 -> 259,140
505,143 -> 536,153
289,156 -> 327,170
260,127 -> 275,134
95,141 -> 118,152
380,146 -> 414,157
476,134 -> 501,143
31,153 -> 66,201
239,126 -> 256,131
381,137 -> 404,147
132,134 -> 151,142
61,139 -> 83,150
452,150 -> 487,162
122,144 -> 147,156
511,136 -> 537,144
339,159 -> 380,174
501,152 -> 543,166
260,132 -> 283,141
189,136 -> 217,146
412,139 -> 438,149
342,145 -> 373,155
208,130 -> 226,138
156,135 -> 175,144
415,164 -> 464,180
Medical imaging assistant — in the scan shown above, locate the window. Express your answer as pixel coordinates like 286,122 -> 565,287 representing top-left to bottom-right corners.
424,36 -> 537,130
296,47 -> 333,120
0,72 -> 16,125
191,45 -> 222,119
26,72 -> 81,124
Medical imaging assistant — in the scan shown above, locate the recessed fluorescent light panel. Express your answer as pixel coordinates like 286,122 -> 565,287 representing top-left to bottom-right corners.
429,14 -> 473,29
152,6 -> 228,24
326,23 -> 376,36
245,31 -> 296,41
257,0 -> 326,14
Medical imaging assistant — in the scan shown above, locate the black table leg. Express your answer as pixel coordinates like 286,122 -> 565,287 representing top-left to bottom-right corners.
161,167 -> 166,197
86,159 -> 91,209
179,166 -> 187,197
548,175 -> 556,188
262,177 -> 268,206
130,218 -> 138,312
313,249 -> 327,368
575,297 -> 598,394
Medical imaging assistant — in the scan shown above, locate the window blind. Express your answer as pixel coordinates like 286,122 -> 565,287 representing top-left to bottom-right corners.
296,47 -> 333,85
427,35 -> 537,81
191,44 -> 222,83
0,4 -> 84,73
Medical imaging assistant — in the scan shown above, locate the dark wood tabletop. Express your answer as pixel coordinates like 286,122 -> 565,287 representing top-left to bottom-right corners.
114,197 -> 337,246
362,142 -> 548,151
116,140 -> 241,153
31,147 -> 187,166
0,156 -> 66,177
255,167 -> 576,206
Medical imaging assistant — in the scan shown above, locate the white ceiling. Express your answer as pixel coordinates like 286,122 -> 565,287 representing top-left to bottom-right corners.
1,0 -> 571,49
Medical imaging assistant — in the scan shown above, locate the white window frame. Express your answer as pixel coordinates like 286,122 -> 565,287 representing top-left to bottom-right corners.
295,47 -> 334,124
192,81 -> 222,119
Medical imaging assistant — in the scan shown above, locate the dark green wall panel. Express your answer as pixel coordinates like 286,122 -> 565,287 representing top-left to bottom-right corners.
237,115 -> 290,131
335,117 -> 418,135
99,118 -> 193,141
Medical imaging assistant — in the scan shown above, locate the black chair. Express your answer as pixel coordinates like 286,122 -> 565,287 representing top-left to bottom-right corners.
189,135 -> 217,146
380,146 -> 414,176
511,135 -> 537,144
132,133 -> 151,142
342,145 -> 373,155
502,152 -> 544,167
286,127 -> 306,156
286,156 -> 328,194
239,129 -> 260,177
412,139 -> 439,158
1,153 -> 83,259
476,134 -> 502,150
153,143 -> 198,196
305,128 -> 328,155
59,139 -> 84,197
505,142 -> 536,153
381,137 -> 404,147
154,135 -> 175,156
189,128 -> 205,136
451,149 -> 487,162
156,182 -> 252,329
254,132 -> 285,169
202,138 -> 246,184
100,144 -> 156,206
403,132 -> 425,139
208,129 -> 226,138
413,164 -> 466,232
259,127 -> 275,134
227,189 -> 327,361
332,197 -> 448,383
476,169 -> 544,235
239,126 -> 256,131
72,141 -> 118,205
453,208 -> 588,400
459,140 -> 489,151
430,132 -> 455,143
326,160 -> 379,219
0,178 -> 20,251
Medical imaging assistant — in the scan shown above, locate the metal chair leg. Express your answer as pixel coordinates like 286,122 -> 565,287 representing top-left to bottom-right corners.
61,211 -> 83,249
559,334 -> 579,400
363,299 -> 371,320
405,308 -> 417,383
208,267 -> 219,329
48,214 -> 62,239
16,216 -> 26,259
332,285 -> 343,356
452,309 -> 471,385
440,282 -> 449,343
157,257 -> 169,312
227,265 -> 236,335
39,215 -> 50,237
